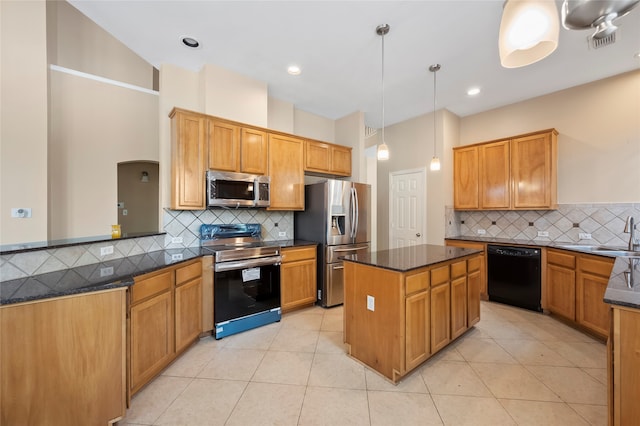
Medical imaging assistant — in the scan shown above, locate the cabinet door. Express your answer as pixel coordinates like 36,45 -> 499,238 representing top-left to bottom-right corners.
175,278 -> 203,353
406,290 -> 430,371
208,120 -> 240,172
511,131 -> 557,209
171,111 -> 207,209
445,241 -> 486,299
130,290 -> 174,395
305,140 -> 331,172
281,258 -> 317,313
330,145 -> 352,176
268,134 -> 304,210
577,265 -> 611,338
451,276 -> 468,339
480,140 -> 510,209
430,283 -> 451,353
241,128 -> 268,174
467,267 -> 481,327
547,263 -> 576,321
612,308 -> 640,426
453,146 -> 479,209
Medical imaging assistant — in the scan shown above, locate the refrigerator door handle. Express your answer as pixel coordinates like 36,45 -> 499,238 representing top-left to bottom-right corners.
353,187 -> 359,240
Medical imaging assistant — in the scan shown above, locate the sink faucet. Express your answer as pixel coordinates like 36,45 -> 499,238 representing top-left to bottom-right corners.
624,216 -> 639,251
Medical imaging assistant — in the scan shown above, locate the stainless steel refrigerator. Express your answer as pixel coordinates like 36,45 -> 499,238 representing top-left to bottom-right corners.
294,180 -> 371,307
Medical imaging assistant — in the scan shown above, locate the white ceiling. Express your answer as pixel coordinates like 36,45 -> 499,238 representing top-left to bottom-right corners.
68,0 -> 640,128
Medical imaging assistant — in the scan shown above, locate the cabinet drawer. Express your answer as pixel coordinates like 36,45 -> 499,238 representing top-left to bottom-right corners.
431,265 -> 450,286
548,249 -> 576,268
132,271 -> 173,303
451,261 -> 467,279
176,260 -> 202,286
468,256 -> 482,272
579,255 -> 614,277
282,246 -> 316,263
406,271 -> 429,294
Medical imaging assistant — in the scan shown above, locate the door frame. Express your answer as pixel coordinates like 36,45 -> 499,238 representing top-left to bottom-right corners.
388,167 -> 427,249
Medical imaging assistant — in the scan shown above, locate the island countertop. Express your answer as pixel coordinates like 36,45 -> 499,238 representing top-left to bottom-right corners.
341,244 -> 481,273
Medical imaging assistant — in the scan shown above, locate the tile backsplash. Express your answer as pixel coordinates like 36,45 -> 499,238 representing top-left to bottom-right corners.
445,203 -> 640,247
0,209 -> 293,281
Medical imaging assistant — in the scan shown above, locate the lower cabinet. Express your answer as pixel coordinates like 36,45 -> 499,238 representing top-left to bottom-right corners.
405,290 -> 430,371
280,246 -> 317,313
610,306 -> 640,425
129,259 -> 203,397
451,260 -> 468,340
445,240 -> 487,299
546,248 -> 577,321
467,255 -> 482,327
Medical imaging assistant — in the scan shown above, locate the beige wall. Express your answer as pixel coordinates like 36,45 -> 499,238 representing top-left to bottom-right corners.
294,109 -> 335,142
336,111 -> 366,183
1,1 -> 49,245
459,70 -> 640,204
268,97 -> 294,133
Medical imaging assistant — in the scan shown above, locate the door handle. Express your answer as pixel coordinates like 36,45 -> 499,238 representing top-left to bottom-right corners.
416,233 -> 421,237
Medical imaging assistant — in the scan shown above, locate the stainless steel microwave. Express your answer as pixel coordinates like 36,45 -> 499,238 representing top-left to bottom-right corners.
206,171 -> 270,208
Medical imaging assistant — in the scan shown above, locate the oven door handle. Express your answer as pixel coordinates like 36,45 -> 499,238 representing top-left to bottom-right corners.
214,256 -> 282,272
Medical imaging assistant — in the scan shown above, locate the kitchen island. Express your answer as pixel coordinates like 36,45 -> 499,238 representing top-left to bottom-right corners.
342,244 -> 482,383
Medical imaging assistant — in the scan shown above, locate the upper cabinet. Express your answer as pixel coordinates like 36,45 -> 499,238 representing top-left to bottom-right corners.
268,133 -> 305,210
304,140 -> 352,177
453,129 -> 558,211
208,120 -> 268,175
170,109 -> 207,210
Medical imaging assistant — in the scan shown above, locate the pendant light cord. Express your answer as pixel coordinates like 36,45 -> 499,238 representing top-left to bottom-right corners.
432,65 -> 436,156
381,30 -> 385,146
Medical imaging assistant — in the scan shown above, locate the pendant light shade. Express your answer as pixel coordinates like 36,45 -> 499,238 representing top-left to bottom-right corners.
429,64 -> 441,172
499,0 -> 559,68
376,24 -> 390,161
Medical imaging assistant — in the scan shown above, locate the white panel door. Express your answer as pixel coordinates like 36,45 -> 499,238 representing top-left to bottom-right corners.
389,169 -> 426,249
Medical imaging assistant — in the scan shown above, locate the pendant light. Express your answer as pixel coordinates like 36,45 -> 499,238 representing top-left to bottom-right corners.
376,24 -> 390,161
499,0 -> 559,68
429,64 -> 441,172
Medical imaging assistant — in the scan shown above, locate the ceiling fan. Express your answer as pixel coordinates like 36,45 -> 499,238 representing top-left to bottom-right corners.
562,0 -> 640,41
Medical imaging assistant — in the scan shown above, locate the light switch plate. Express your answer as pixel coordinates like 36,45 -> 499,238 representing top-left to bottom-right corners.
278,231 -> 286,237
579,233 -> 592,240
100,246 -> 114,256
367,295 -> 375,311
171,237 -> 183,244
477,229 -> 486,235
537,231 -> 549,237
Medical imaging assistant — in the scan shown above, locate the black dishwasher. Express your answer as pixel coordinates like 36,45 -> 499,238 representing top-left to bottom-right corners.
487,245 -> 542,312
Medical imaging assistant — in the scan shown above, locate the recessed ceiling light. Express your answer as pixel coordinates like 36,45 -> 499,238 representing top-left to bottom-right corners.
287,65 -> 301,75
182,37 -> 200,48
467,87 -> 481,96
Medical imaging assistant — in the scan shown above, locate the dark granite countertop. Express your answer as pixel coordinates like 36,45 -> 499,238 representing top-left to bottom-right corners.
341,244 -> 481,273
0,240 -> 317,306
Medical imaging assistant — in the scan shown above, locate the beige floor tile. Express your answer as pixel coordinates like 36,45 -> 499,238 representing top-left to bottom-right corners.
298,386 -> 369,426
155,378 -> 246,425
226,382 -> 305,426
222,323 -> 280,350
280,312 -> 323,330
315,330 -> 348,354
368,391 -> 443,425
582,367 -> 608,385
320,313 -> 343,331
499,399 -> 589,425
162,336 -> 221,378
461,324 -> 493,339
252,351 -> 314,385
471,363 -> 561,401
542,340 -> 607,369
506,320 -> 566,341
270,327 -> 319,352
455,338 -> 518,364
526,365 -> 607,405
494,339 -> 573,366
120,376 -> 192,425
536,320 -> 600,343
475,319 -> 536,340
487,303 -> 536,322
429,342 -> 466,361
421,360 -> 492,397
308,352 -> 366,389
365,368 -> 428,393
431,394 -> 516,426
197,347 -> 265,381
569,403 -> 608,426
324,305 -> 344,317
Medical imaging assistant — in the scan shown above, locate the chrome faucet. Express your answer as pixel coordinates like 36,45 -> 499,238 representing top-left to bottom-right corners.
624,216 -> 639,251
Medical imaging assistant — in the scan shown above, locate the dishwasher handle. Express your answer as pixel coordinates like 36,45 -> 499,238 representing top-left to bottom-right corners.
487,245 -> 540,257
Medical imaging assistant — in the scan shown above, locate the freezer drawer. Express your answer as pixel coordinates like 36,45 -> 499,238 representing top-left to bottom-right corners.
325,243 -> 370,263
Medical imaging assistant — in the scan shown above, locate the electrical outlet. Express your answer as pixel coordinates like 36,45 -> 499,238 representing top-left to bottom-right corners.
477,229 -> 486,235
367,295 -> 375,311
579,233 -> 592,240
100,245 -> 114,256
100,267 -> 114,277
122,209 -> 128,216
171,253 -> 183,261
171,237 -> 183,244
537,231 -> 549,237
278,231 -> 286,237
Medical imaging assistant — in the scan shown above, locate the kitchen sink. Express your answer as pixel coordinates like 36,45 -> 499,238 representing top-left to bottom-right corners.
557,244 -> 640,257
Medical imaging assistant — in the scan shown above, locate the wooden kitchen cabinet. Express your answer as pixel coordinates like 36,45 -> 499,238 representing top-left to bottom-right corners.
1,289 -> 127,426
405,289 -> 430,371
450,260 -> 468,339
576,254 -> 614,338
170,108 -> 207,209
208,120 -> 268,175
467,255 -> 482,327
453,146 -> 480,209
430,265 -> 451,353
175,260 -> 203,353
445,239 -> 487,299
240,128 -> 268,174
268,133 -> 305,210
453,129 -> 557,210
281,246 -> 317,313
610,306 -> 640,426
304,139 -> 352,177
546,248 -> 577,321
